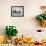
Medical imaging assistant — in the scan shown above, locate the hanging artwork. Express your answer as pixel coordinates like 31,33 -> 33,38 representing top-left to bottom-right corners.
11,6 -> 24,17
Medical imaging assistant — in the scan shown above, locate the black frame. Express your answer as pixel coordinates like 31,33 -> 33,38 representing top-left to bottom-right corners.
11,6 -> 24,17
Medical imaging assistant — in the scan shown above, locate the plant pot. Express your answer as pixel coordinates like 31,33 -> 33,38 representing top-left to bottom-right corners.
40,20 -> 46,27
11,36 -> 17,44
7,39 -> 12,44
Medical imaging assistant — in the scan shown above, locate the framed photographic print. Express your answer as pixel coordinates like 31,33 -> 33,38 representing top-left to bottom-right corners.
11,6 -> 24,17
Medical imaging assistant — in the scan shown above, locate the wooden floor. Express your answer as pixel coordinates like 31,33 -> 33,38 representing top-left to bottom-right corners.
14,43 -> 46,46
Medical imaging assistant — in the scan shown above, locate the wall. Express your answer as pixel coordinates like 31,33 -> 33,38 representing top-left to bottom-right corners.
0,0 -> 46,40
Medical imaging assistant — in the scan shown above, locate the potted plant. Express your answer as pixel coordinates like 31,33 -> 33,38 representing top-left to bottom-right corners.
5,26 -> 18,43
36,14 -> 46,27
36,6 -> 46,27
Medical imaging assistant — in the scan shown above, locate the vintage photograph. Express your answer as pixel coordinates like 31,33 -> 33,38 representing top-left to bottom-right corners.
11,6 -> 24,17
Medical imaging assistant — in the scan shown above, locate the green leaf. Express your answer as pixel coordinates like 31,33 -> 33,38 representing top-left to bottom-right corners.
5,26 -> 18,39
44,15 -> 46,20
36,15 -> 44,21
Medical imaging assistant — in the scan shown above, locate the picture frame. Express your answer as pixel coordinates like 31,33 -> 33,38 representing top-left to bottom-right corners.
11,6 -> 24,17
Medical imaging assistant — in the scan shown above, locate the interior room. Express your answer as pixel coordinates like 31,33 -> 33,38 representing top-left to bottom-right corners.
0,0 -> 46,46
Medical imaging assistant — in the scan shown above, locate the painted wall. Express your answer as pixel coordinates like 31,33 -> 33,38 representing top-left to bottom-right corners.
0,0 -> 46,41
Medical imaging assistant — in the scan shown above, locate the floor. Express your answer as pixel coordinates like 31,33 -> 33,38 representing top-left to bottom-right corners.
14,43 -> 46,46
